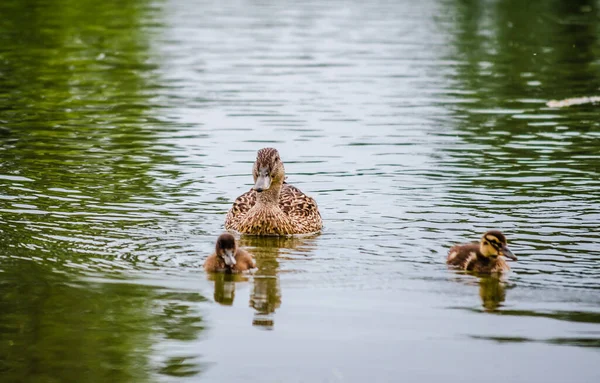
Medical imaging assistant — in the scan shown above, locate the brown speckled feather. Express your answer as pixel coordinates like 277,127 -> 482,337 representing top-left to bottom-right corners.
447,243 -> 509,273
225,183 -> 322,235
227,184 -> 286,219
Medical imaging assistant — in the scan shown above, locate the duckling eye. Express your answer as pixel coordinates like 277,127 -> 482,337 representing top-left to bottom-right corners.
484,241 -> 488,245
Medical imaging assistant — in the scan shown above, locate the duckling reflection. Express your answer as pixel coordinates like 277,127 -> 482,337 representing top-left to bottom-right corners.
239,235 -> 318,329
448,273 -> 508,312
207,272 -> 249,306
478,276 -> 506,312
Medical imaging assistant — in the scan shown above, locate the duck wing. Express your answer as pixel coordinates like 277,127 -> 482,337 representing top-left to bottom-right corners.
224,188 -> 255,229
279,184 -> 322,232
447,243 -> 480,269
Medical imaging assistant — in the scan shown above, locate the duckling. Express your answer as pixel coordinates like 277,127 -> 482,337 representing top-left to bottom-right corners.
204,233 -> 255,273
224,147 -> 322,235
447,230 -> 517,273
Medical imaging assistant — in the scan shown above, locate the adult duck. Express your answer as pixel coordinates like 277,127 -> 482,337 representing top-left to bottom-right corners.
224,148 -> 322,235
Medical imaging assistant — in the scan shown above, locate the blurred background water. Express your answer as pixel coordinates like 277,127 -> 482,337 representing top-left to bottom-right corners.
1,0 -> 599,382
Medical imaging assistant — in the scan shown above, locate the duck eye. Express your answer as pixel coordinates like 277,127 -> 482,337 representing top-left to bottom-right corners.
484,241 -> 489,245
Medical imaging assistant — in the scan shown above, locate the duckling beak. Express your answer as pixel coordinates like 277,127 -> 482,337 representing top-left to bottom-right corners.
223,249 -> 236,266
253,174 -> 271,192
501,246 -> 517,261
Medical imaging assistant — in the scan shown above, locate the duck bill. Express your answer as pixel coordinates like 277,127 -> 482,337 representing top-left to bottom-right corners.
253,174 -> 271,192
502,246 -> 517,261
223,250 -> 237,266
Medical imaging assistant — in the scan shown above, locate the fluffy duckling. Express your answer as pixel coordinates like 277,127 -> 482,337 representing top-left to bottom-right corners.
447,230 -> 517,273
204,233 -> 255,273
224,147 -> 322,235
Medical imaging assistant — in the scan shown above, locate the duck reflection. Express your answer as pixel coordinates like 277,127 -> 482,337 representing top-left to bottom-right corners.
249,275 -> 280,329
239,235 -> 318,329
205,234 -> 317,326
478,276 -> 506,312
207,272 -> 249,306
450,272 -> 508,312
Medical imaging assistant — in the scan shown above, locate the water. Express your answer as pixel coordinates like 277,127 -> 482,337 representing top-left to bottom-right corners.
1,0 -> 599,381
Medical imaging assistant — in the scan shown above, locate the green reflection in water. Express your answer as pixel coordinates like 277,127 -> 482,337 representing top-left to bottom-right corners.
0,259 -> 152,383
471,335 -> 600,349
0,0 -> 207,381
440,0 -> 600,275
0,258 -> 208,382
0,0 -> 176,262
477,308 -> 600,325
444,0 -> 600,184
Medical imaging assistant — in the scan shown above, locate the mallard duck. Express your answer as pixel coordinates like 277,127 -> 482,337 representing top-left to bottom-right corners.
447,230 -> 517,273
224,147 -> 322,235
204,233 -> 255,273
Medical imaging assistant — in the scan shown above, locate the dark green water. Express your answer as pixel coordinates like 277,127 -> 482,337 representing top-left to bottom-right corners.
1,0 -> 599,382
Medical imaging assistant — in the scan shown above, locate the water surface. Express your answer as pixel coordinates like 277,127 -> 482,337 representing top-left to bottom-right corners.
1,0 -> 599,382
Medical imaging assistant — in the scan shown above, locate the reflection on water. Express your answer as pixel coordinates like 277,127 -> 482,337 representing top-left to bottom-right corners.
0,0 -> 178,268
448,272 -> 507,312
439,0 -> 600,293
249,275 -> 280,329
479,276 -> 506,312
204,236 -> 317,329
475,307 -> 600,325
242,237 -> 286,329
242,236 -> 318,329
471,335 -> 600,349
1,0 -> 600,381
0,258 -> 207,382
208,273 -> 249,306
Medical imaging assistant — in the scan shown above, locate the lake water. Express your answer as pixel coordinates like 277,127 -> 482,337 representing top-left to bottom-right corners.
1,0 -> 599,382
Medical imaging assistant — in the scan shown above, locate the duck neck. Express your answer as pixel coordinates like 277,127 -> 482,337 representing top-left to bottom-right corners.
238,180 -> 295,235
256,181 -> 282,207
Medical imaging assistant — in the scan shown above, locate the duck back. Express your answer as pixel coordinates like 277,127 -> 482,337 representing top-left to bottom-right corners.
447,243 -> 509,273
225,183 -> 322,235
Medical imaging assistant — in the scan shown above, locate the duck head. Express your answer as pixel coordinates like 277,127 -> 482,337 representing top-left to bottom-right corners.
253,148 -> 285,194
216,233 -> 237,267
479,230 -> 517,261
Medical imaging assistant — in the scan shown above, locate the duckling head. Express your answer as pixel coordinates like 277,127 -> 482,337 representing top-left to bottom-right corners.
216,233 -> 237,267
252,147 -> 285,193
480,230 -> 517,261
